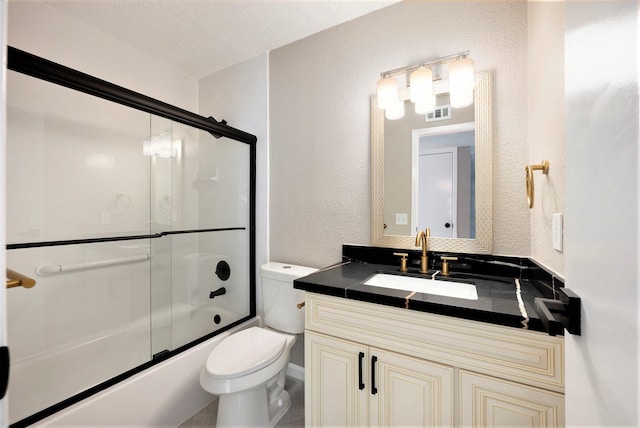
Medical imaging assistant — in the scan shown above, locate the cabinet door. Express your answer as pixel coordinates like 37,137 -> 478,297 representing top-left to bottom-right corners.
460,370 -> 565,427
305,331 -> 368,427
369,347 -> 454,427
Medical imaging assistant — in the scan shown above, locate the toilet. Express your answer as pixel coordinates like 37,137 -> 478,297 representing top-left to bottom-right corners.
200,262 -> 316,427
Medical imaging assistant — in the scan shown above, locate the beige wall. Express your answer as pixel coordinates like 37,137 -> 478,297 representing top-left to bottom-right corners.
528,2 -> 565,276
8,2 -> 197,112
269,1 -> 530,268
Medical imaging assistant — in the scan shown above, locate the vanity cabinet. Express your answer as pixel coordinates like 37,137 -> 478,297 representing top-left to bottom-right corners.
304,293 -> 565,427
306,331 -> 454,426
459,370 -> 564,426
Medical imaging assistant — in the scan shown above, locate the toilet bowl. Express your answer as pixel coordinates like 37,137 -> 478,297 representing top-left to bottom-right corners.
200,262 -> 316,427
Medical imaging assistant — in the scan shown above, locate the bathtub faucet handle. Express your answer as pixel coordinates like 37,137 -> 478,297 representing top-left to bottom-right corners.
209,287 -> 226,299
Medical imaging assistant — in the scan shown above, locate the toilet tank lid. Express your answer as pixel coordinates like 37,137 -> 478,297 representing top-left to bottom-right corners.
260,262 -> 317,281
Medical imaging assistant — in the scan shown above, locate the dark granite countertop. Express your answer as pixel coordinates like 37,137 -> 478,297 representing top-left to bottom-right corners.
294,245 -> 567,334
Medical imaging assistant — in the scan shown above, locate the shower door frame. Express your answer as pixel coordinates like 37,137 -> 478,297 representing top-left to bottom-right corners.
5,46 -> 257,427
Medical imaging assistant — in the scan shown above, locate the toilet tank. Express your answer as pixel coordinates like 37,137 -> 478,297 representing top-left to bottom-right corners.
261,262 -> 317,334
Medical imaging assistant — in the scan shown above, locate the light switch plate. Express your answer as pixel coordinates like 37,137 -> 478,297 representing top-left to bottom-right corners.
552,213 -> 563,252
396,213 -> 408,225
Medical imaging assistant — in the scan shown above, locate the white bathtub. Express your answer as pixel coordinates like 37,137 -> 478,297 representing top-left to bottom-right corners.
9,305 -> 258,426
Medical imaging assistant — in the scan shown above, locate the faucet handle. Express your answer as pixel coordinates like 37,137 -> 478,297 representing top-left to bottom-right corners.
440,256 -> 458,276
393,252 -> 409,272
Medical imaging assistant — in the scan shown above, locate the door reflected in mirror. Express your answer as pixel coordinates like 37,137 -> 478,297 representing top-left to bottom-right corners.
412,123 -> 475,239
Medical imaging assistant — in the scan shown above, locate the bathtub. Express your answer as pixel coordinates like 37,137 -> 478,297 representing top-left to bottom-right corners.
9,303 -> 258,427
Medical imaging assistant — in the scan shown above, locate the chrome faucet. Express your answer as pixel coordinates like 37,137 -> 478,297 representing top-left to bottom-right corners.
415,227 -> 431,274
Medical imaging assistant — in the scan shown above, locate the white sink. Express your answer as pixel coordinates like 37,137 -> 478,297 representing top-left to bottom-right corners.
363,273 -> 478,300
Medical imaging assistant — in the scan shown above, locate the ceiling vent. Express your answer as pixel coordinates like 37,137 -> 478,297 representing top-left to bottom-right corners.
425,105 -> 451,122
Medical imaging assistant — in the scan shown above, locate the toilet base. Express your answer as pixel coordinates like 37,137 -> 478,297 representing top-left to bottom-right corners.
216,382 -> 291,427
268,389 -> 291,426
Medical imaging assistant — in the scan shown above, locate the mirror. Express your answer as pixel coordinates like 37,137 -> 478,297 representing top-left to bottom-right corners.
371,71 -> 492,253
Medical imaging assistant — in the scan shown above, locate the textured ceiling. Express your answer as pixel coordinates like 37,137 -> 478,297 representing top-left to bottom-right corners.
41,0 -> 398,79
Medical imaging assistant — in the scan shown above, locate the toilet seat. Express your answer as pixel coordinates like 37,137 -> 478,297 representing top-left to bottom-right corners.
205,327 -> 287,378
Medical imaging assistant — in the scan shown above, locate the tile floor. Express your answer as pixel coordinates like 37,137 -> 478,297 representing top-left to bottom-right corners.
178,376 -> 304,427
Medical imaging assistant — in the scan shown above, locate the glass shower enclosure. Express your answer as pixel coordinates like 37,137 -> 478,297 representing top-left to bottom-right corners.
4,47 -> 256,426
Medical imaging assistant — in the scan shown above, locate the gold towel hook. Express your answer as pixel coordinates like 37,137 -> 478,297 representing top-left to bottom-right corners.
525,160 -> 549,208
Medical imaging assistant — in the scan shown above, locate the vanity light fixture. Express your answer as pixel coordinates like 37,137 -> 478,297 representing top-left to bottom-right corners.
411,66 -> 436,115
448,56 -> 475,108
376,73 -> 399,110
384,98 -> 405,120
376,51 -> 474,119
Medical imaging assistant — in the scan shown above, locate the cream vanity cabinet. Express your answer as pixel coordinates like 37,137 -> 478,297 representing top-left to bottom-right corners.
304,292 -> 565,427
306,331 -> 454,426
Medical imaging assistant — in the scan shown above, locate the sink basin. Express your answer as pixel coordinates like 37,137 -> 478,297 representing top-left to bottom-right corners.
363,273 -> 478,300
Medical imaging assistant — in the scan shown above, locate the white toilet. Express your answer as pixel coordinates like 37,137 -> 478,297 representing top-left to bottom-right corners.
200,262 -> 316,427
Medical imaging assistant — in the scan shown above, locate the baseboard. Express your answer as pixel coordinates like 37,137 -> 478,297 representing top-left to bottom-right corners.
286,363 -> 304,381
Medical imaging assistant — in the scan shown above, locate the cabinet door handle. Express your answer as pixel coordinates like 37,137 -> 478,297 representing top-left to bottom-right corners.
358,352 -> 365,390
371,355 -> 378,395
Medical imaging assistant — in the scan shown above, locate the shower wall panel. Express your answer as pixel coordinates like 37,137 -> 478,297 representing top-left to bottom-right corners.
6,241 -> 152,423
197,132 -> 251,230
7,71 -> 151,243
169,230 -> 250,348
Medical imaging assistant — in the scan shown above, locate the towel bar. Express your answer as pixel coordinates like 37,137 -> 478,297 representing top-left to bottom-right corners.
525,160 -> 549,208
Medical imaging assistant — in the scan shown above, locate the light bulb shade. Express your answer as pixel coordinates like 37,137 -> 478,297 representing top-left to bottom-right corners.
385,99 -> 405,120
414,93 -> 436,115
449,57 -> 475,90
409,67 -> 433,102
449,88 -> 474,109
448,56 -> 475,108
377,75 -> 399,110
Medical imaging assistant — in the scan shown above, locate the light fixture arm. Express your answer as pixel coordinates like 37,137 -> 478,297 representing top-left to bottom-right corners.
379,50 -> 470,78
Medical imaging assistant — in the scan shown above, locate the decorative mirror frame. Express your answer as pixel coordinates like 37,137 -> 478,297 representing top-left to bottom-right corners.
371,71 -> 492,253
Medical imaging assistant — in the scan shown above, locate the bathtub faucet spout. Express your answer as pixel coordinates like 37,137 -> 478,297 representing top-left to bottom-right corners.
209,287 -> 226,299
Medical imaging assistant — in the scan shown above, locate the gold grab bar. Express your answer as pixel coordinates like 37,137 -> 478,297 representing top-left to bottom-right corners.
6,269 -> 36,289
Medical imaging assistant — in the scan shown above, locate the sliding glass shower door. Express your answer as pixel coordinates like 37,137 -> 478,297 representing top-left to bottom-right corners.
5,57 -> 254,425
148,117 -> 252,356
